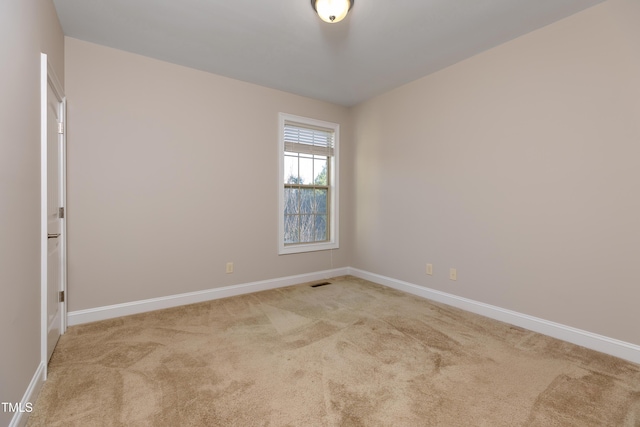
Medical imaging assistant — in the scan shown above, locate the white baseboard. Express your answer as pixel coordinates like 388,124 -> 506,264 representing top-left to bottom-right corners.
68,268 -> 349,326
9,362 -> 45,427
348,268 -> 640,365
66,266 -> 640,365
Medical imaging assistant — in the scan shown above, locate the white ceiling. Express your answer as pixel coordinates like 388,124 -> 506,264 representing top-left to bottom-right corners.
52,0 -> 604,107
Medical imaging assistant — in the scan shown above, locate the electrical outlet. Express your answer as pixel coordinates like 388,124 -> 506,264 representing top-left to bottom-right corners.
226,262 -> 234,274
449,268 -> 457,281
426,263 -> 433,276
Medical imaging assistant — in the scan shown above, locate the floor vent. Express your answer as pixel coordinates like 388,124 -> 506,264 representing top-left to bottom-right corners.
311,281 -> 332,288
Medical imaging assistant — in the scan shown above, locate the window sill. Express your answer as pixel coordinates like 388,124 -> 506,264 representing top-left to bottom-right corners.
279,241 -> 339,255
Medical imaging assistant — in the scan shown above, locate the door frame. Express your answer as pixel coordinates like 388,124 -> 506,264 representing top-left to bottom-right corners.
40,53 -> 67,378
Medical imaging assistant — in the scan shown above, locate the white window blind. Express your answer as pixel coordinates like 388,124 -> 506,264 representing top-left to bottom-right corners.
284,122 -> 334,156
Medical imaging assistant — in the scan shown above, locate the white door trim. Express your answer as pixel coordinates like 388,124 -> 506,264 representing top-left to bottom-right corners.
40,53 -> 67,379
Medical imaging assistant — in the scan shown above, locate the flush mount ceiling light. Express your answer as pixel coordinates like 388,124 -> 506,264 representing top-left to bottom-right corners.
311,0 -> 354,23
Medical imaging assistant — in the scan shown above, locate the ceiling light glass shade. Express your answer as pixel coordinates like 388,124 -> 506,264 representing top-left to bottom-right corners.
311,0 -> 354,23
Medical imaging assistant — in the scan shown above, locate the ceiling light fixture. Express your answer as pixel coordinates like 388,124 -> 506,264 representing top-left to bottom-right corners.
311,0 -> 354,24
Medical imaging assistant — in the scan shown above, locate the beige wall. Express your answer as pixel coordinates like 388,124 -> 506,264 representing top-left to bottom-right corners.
64,0 -> 640,347
0,0 -> 64,424
65,38 -> 352,311
351,0 -> 640,346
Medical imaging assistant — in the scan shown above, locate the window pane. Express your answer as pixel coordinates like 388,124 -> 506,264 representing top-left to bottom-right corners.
314,158 -> 328,185
315,189 -> 327,214
284,155 -> 298,184
299,188 -> 315,214
284,215 -> 299,243
299,156 -> 313,185
284,188 -> 299,214
315,215 -> 327,241
300,215 -> 314,243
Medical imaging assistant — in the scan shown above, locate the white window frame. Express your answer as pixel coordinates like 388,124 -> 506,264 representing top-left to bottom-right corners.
278,113 -> 339,255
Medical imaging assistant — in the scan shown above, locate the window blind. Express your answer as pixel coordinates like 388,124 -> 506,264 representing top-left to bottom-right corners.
284,121 -> 334,156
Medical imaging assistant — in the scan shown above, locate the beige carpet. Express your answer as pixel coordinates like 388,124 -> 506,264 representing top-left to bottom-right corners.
28,276 -> 640,426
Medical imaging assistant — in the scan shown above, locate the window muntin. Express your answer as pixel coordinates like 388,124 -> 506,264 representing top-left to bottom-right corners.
278,114 -> 339,254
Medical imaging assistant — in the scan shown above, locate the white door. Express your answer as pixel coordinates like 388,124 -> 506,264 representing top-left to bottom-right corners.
46,82 -> 62,360
41,54 -> 66,369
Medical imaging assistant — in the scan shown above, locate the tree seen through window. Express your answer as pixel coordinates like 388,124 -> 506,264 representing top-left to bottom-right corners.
284,153 -> 329,244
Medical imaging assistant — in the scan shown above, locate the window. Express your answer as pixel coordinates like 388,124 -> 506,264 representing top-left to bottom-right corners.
278,113 -> 339,254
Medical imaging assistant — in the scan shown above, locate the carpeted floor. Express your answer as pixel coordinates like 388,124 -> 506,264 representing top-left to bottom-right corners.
28,276 -> 640,426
